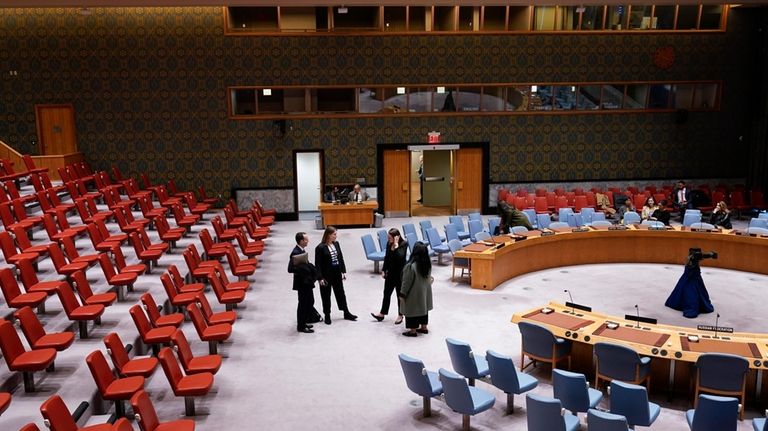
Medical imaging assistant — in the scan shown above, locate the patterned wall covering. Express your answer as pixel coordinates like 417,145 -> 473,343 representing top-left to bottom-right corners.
0,7 -> 759,202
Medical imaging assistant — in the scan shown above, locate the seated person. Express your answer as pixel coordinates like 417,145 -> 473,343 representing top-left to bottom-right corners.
595,192 -> 617,218
497,200 -> 533,234
615,195 -> 636,222
709,201 -> 732,229
348,184 -> 369,203
324,186 -> 340,202
642,196 -> 670,225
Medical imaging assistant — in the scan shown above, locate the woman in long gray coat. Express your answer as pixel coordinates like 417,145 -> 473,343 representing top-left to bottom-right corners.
399,242 -> 433,337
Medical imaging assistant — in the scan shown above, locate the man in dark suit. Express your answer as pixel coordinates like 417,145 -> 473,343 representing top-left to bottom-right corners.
673,180 -> 693,221
348,184 -> 369,203
288,232 -> 318,333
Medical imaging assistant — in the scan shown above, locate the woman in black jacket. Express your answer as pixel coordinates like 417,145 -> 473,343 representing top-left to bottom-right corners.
315,226 -> 357,324
371,228 -> 408,324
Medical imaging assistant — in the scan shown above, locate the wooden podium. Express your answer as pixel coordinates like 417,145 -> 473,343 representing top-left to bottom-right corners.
318,200 -> 378,228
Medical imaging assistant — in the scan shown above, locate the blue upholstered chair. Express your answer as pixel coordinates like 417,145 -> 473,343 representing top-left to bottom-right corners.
552,369 -> 603,415
686,394 -> 739,431
683,212 -> 702,227
622,212 -> 641,225
587,409 -> 631,431
536,213 -> 551,229
525,393 -> 580,431
361,234 -> 385,273
749,217 -> 768,230
402,223 -> 419,242
517,321 -> 571,374
686,209 -> 702,215
608,380 -> 660,428
398,353 -> 443,417
753,413 -> 767,431
759,212 -> 768,220
439,368 -> 495,430
468,219 -> 484,242
695,353 -> 748,420
376,229 -> 388,252
468,212 -> 482,223
486,349 -> 538,414
448,239 -> 470,282
487,217 -> 501,235
580,207 -> 595,224
594,342 -> 650,390
590,212 -> 606,223
474,231 -> 491,242
690,222 -> 715,230
426,228 -> 450,265
591,220 -> 613,228
448,215 -> 470,239
419,220 -> 444,243
747,227 -> 768,235
523,209 -> 537,227
641,220 -> 665,228
548,221 -> 570,229
445,338 -> 489,386
445,224 -> 470,247
567,213 -> 584,227
558,208 -> 574,222
511,226 -> 529,234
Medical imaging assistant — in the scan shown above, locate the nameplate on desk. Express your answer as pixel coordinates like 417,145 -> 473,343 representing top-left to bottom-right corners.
608,225 -> 628,230
625,314 -> 657,325
565,302 -> 592,312
496,242 -> 506,249
512,235 -> 527,242
648,226 -> 667,231
691,227 -> 720,233
572,227 -> 590,233
540,230 -> 556,236
696,325 -> 734,333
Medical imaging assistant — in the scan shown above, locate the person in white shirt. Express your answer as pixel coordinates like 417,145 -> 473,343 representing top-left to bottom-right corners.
348,184 -> 369,203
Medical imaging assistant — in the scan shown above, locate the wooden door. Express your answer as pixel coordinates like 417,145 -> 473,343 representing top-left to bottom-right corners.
453,147 -> 483,214
36,104 -> 78,155
382,149 -> 410,217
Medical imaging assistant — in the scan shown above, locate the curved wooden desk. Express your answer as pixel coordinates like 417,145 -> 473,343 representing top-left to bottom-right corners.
454,226 -> 768,290
318,200 -> 378,227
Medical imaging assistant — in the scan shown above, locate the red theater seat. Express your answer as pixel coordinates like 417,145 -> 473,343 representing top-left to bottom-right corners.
157,347 -> 214,416
131,389 -> 196,431
103,332 -> 158,379
171,329 -> 222,375
0,320 -> 56,392
86,350 -> 145,418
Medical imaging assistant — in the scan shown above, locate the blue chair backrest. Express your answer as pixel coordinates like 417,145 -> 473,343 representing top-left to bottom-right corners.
591,220 -> 613,228
403,223 -> 419,241
748,227 -> 768,235
377,229 -> 388,251
518,321 -> 557,359
696,353 -> 748,392
591,212 -> 606,222
446,338 -> 480,379
511,226 -> 528,234
549,221 -> 569,229
558,208 -> 573,222
488,217 -> 500,235
523,209 -> 536,226
468,219 -> 484,242
610,380 -> 651,426
468,212 -> 482,222
553,369 -> 592,413
683,212 -> 702,227
641,220 -> 665,228
759,212 -> 768,220
567,213 -> 584,227
449,215 -> 466,233
588,409 -> 630,431
475,231 -> 491,242
526,393 -> 569,431
439,368 -> 474,415
426,228 -> 443,249
595,343 -> 642,381
405,233 -> 418,254
581,207 -> 595,223
361,234 -> 378,258
749,218 -> 768,230
690,222 -> 715,230
448,239 -> 464,254
687,209 -> 702,214
536,213 -> 551,229
690,394 -> 739,431
419,220 -> 434,242
486,350 -> 523,394
623,212 -> 641,225
398,354 -> 441,397
445,224 -> 460,242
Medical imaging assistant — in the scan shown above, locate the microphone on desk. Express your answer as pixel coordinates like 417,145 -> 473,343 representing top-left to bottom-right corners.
564,289 -> 574,314
714,313 -> 721,339
634,304 -> 640,328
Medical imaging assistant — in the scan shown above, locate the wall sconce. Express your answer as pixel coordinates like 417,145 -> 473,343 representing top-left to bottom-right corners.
531,85 -> 538,93
396,87 -> 406,95
263,89 -> 272,96
436,86 -> 446,94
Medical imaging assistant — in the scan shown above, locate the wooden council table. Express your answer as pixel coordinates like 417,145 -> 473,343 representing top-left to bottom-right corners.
454,225 -> 768,290
512,302 -> 768,399
317,200 -> 378,227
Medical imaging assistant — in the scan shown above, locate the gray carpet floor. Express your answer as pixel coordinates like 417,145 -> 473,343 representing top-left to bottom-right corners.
1,209 -> 764,430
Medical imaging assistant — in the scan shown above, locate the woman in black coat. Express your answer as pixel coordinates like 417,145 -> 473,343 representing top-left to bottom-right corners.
315,226 -> 357,324
371,228 -> 408,324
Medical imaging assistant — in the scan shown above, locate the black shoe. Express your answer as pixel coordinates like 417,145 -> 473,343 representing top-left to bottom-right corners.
371,313 -> 384,322
324,315 -> 332,325
344,312 -> 358,321
416,328 -> 429,334
306,324 -> 314,329
402,331 -> 418,337
297,327 -> 314,333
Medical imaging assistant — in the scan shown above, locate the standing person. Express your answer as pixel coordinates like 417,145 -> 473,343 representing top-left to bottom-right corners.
288,232 -> 318,334
399,242 -> 433,337
315,226 -> 357,324
371,228 -> 408,324
673,180 -> 693,220
417,155 -> 425,203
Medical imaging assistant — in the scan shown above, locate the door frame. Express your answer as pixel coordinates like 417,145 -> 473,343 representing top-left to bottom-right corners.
376,142 -> 489,215
292,149 -> 325,217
